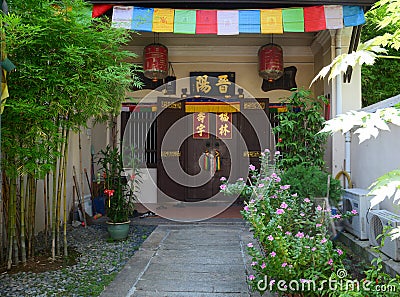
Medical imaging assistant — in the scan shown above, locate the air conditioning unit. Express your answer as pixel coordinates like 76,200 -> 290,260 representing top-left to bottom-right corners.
367,210 -> 400,261
342,188 -> 379,240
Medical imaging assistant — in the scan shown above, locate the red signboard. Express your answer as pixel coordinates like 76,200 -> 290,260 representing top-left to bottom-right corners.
193,112 -> 209,139
216,112 -> 232,139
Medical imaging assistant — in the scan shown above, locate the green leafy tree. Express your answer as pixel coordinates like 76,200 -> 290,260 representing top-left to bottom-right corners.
272,88 -> 329,170
0,0 -> 141,268
361,1 -> 400,106
312,0 -> 400,239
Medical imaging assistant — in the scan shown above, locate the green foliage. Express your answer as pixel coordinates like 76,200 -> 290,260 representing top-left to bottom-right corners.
361,1 -> 400,106
221,151 -> 349,296
280,165 -> 343,206
1,0 -> 141,178
272,88 -> 329,170
97,146 -> 141,223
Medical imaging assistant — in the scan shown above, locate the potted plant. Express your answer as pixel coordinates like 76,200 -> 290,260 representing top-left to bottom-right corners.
97,145 -> 141,240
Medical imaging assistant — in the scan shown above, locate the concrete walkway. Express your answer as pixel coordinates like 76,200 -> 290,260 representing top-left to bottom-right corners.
100,221 -> 263,297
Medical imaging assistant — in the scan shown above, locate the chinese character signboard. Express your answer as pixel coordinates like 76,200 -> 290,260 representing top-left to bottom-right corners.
193,112 -> 209,139
190,72 -> 235,97
216,112 -> 232,139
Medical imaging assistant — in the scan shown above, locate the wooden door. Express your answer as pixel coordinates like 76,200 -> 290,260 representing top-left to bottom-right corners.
185,113 -> 237,201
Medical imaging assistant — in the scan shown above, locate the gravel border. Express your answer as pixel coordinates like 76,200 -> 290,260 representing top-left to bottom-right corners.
0,223 -> 156,297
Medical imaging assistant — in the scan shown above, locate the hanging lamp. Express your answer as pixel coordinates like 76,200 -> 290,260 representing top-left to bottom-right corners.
143,43 -> 168,82
258,43 -> 284,82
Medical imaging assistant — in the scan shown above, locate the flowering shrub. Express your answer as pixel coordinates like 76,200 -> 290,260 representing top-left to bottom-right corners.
220,150 -> 358,296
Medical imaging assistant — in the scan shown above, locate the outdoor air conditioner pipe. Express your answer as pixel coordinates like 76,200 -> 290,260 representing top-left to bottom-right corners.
345,131 -> 351,188
335,29 -> 343,115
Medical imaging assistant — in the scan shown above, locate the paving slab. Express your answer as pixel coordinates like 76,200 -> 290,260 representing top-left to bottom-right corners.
100,222 -> 268,297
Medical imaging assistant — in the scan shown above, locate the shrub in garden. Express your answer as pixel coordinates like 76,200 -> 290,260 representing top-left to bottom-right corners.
272,88 -> 329,171
220,150 -> 354,296
280,165 -> 343,207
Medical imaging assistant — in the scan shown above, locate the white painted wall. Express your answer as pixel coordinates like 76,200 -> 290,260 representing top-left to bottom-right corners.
350,123 -> 400,214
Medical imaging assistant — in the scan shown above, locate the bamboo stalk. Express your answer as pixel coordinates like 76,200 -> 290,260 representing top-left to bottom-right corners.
43,175 -> 48,247
63,130 -> 69,257
51,158 -> 57,260
30,177 -> 37,258
6,177 -> 14,269
20,175 -> 26,265
56,129 -> 67,256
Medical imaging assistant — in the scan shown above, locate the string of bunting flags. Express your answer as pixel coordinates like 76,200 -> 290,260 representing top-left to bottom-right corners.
104,5 -> 366,34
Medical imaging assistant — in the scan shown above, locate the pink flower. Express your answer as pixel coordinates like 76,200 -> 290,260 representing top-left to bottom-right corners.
285,231 -> 292,236
295,232 -> 304,238
304,198 -> 311,203
316,224 -> 322,228
248,275 -> 255,280
261,262 -> 266,269
269,279 -> 275,286
249,164 -> 256,171
327,259 -> 333,265
270,251 -> 276,257
264,148 -> 270,153
270,195 -> 277,199
267,235 -> 274,241
243,206 -> 249,212
300,213 -> 305,217
258,183 -> 265,188
331,214 -> 342,219
320,238 -> 327,244
351,209 -> 358,215
238,177 -> 244,181
249,199 -> 255,204
316,205 -> 322,211
247,243 -> 253,248
282,262 -> 287,267
336,249 -> 343,256
280,202 -> 288,209
276,209 -> 285,215
277,225 -> 282,229
271,173 -> 278,178
280,185 -> 290,190
311,247 -> 317,252
220,177 -> 226,181
261,152 -> 265,157
251,261 -> 257,266
220,184 -> 227,190
275,151 -> 280,155
275,177 -> 281,183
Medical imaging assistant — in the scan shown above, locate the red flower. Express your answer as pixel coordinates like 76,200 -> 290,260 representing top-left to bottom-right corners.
104,189 -> 115,197
130,174 -> 136,181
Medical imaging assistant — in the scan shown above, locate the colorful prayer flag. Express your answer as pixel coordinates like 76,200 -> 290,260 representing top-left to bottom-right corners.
282,8 -> 304,32
324,5 -> 343,29
132,7 -> 153,32
239,10 -> 260,33
343,6 -> 366,27
174,10 -> 196,34
217,10 -> 239,35
92,4 -> 112,18
196,10 -> 217,34
304,6 -> 326,32
153,8 -> 174,32
260,9 -> 283,34
111,6 -> 133,29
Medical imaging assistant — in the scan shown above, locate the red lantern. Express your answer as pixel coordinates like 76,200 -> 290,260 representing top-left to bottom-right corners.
143,43 -> 168,82
258,43 -> 284,82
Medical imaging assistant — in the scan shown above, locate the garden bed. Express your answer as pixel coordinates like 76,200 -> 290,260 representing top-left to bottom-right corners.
0,223 -> 155,296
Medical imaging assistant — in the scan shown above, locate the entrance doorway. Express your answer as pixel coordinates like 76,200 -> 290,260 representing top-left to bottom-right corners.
157,97 -> 271,202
